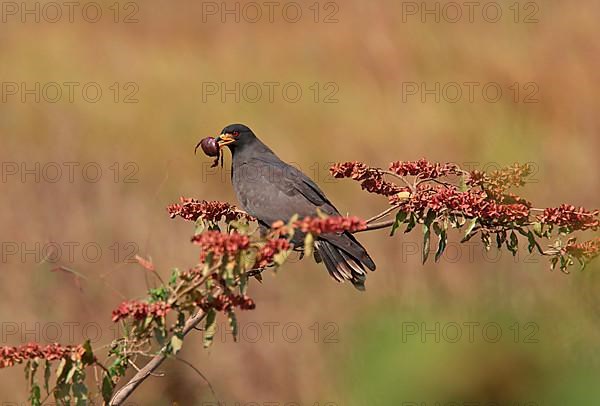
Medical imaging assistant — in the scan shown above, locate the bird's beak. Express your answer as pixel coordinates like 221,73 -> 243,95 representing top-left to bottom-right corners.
216,133 -> 236,148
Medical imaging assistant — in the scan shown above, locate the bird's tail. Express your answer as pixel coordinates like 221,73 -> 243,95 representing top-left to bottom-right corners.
314,239 -> 373,291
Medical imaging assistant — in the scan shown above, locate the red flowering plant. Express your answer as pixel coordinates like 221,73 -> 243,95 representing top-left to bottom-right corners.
1,195 -> 365,404
0,341 -> 97,404
1,160 -> 597,405
331,159 -> 598,271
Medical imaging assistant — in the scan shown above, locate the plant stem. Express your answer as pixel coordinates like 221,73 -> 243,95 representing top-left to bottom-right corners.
109,287 -> 222,405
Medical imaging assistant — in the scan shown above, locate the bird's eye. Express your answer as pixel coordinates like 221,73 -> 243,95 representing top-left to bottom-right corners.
232,131 -> 240,137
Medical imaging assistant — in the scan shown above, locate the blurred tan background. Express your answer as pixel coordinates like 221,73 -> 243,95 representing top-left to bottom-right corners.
0,0 -> 599,404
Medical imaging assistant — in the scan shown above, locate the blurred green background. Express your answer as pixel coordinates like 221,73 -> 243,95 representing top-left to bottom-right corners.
0,0 -> 599,404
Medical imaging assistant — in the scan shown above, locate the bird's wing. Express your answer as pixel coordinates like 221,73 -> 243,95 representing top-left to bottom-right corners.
234,156 -> 376,274
247,157 -> 339,216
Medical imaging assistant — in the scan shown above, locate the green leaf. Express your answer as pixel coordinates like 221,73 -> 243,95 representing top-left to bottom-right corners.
532,221 -> 543,237
81,340 -> 94,365
54,380 -> 69,400
390,211 -> 408,236
149,286 -> 169,302
203,309 -> 217,348
432,221 -> 442,236
239,273 -> 248,295
201,262 -> 212,277
43,361 -> 51,394
507,231 -> 518,256
303,233 -> 314,258
526,231 -> 535,253
168,268 -> 180,286
424,209 -> 436,227
109,356 -> 127,378
496,231 -> 507,249
194,219 -> 206,235
101,375 -> 114,402
170,334 -> 184,355
224,260 -> 236,285
55,358 -> 68,381
405,214 -> 417,233
526,230 -> 543,254
560,255 -> 569,272
154,327 -> 167,346
72,371 -> 88,405
449,214 -> 467,228
65,364 -> 77,384
29,383 -> 41,406
177,312 -> 186,328
461,218 -> 478,242
25,360 -> 31,381
422,224 -> 431,264
227,310 -> 239,342
273,250 -> 290,266
448,214 -> 459,228
27,359 -> 39,389
481,232 -> 492,251
435,229 -> 447,262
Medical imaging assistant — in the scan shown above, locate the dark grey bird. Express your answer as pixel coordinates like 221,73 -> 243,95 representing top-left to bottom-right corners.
213,123 -> 376,290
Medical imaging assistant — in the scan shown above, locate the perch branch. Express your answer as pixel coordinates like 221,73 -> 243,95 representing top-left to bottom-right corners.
354,219 -> 396,233
109,287 -> 222,405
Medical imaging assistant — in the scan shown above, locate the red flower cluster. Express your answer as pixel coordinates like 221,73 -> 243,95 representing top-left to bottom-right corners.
330,161 -> 405,196
398,185 -> 486,216
466,170 -> 487,187
191,231 -> 250,262
395,185 -> 530,223
483,202 -> 531,223
111,300 -> 171,323
168,198 -> 251,223
565,238 -> 600,261
254,238 -> 291,268
0,343 -> 85,368
538,204 -> 599,231
198,294 -> 256,312
389,159 -> 461,179
293,216 -> 367,235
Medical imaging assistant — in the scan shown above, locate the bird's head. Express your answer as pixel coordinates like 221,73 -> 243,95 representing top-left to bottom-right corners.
215,124 -> 256,151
